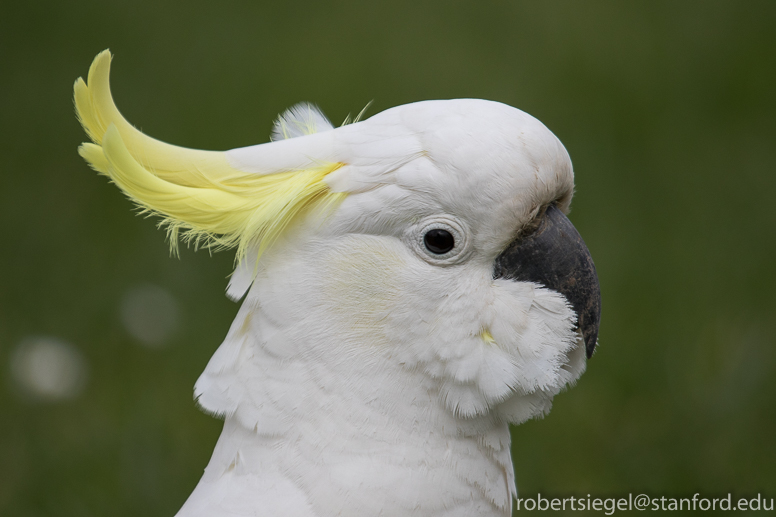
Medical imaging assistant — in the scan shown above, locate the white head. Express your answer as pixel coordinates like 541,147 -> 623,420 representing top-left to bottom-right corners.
75,50 -> 601,515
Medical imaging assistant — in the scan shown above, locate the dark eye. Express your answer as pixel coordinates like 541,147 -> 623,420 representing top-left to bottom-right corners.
424,229 -> 455,254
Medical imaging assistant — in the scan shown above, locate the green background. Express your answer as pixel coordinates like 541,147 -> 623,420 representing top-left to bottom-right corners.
1,1 -> 774,515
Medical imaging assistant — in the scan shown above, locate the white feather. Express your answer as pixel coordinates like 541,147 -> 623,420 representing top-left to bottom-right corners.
271,102 -> 334,141
180,99 -> 584,517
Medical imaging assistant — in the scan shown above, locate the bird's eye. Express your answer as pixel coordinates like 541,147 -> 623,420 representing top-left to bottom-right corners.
424,229 -> 455,254
409,216 -> 470,265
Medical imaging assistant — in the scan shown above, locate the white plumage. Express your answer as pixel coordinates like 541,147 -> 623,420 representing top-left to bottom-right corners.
190,101 -> 585,517
75,52 -> 597,517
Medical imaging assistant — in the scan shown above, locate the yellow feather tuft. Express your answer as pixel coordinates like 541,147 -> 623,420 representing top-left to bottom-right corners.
74,49 -> 241,187
74,50 -> 346,263
480,330 -> 496,345
78,142 -> 109,174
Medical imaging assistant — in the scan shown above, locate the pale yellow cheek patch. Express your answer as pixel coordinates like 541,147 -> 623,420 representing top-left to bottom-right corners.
322,237 -> 404,341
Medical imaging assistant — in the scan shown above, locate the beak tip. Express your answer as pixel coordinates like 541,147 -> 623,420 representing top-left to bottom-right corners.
584,333 -> 598,359
580,306 -> 601,360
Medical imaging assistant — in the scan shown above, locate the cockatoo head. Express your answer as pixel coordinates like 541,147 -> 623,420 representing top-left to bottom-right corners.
233,99 -> 600,423
75,49 -> 600,439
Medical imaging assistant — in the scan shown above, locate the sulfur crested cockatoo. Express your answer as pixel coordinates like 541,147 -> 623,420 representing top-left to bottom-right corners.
74,50 -> 601,517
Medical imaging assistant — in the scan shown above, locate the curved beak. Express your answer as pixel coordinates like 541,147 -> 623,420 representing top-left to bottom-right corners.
493,205 -> 601,358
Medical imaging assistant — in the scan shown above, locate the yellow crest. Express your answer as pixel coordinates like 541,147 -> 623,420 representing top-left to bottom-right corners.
74,50 -> 346,262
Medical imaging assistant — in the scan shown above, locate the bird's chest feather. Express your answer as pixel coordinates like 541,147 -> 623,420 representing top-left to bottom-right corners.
189,235 -> 583,516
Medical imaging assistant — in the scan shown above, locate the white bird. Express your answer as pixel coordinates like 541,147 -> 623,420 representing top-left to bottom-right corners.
74,50 -> 601,517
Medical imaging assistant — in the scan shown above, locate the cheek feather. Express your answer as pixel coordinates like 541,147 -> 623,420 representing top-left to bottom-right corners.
320,236 -> 406,344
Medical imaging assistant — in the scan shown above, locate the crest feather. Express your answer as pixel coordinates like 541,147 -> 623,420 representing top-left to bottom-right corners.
271,103 -> 334,141
74,50 -> 346,263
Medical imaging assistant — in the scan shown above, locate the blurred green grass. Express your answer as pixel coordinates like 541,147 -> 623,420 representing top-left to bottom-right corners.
1,1 -> 774,515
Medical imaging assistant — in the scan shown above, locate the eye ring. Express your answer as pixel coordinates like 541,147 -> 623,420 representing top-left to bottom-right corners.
407,216 -> 471,265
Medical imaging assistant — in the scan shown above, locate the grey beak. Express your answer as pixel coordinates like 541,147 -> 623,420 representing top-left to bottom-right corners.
493,205 -> 601,358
